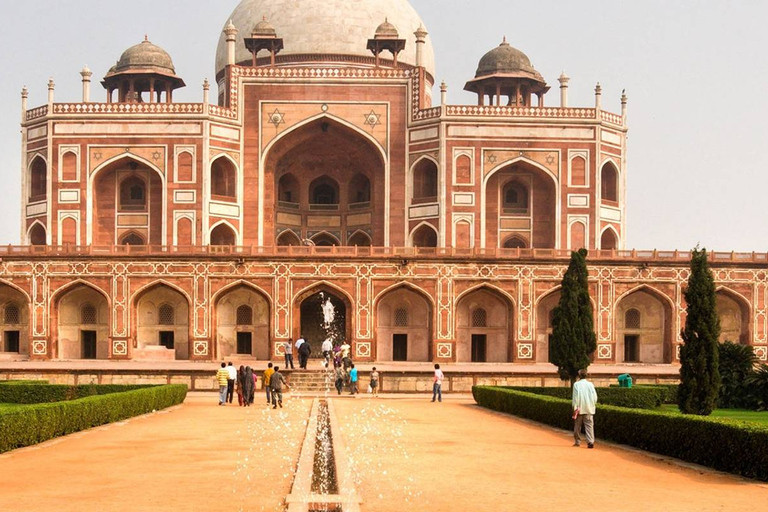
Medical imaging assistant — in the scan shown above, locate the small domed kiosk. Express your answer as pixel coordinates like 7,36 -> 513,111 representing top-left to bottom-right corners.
102,37 -> 185,103
464,38 -> 549,107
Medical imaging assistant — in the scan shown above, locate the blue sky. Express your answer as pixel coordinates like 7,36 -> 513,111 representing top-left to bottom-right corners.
1,0 -> 766,251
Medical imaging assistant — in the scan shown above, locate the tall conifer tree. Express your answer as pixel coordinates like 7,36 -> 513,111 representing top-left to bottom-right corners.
679,247 -> 721,415
550,249 -> 597,384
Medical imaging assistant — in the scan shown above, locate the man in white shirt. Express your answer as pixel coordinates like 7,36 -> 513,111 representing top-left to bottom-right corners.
431,364 -> 444,403
295,336 -> 305,351
572,369 -> 599,448
226,361 -> 237,404
321,338 -> 333,368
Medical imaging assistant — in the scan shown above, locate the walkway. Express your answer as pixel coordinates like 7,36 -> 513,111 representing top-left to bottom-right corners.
1,394 -> 764,511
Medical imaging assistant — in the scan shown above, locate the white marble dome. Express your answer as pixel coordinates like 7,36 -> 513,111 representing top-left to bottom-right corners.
215,0 -> 435,78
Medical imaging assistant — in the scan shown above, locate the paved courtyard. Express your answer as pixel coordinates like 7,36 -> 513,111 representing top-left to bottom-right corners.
0,394 -> 766,511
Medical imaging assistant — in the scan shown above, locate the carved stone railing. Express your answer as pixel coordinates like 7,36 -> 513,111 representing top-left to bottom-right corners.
51,103 -> 205,115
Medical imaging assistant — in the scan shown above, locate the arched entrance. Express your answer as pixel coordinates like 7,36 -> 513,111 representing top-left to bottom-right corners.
214,284 -> 270,359
133,283 -> 191,360
485,159 -> 557,249
456,287 -> 513,362
54,283 -> 110,359
615,287 -> 674,363
0,284 -> 29,357
716,289 -> 751,345
375,285 -> 432,362
294,284 -> 352,357
266,117 -> 386,246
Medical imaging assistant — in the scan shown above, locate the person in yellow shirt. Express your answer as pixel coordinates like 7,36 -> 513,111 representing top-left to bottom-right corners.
263,363 -> 275,406
216,363 -> 229,406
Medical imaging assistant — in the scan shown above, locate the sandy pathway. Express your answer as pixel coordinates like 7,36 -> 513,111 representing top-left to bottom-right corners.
0,394 -> 311,512
333,396 -> 768,512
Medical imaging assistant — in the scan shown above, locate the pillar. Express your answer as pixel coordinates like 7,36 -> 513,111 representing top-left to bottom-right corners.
203,79 -> 210,115
440,80 -> 447,106
149,79 -> 155,104
224,20 -> 238,66
621,89 -> 628,127
414,25 -> 428,68
558,72 -> 570,107
21,86 -> 28,122
80,66 -> 92,103
595,82 -> 602,111
47,78 -> 55,105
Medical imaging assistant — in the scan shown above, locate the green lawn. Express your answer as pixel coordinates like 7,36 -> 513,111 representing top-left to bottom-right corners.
660,405 -> 768,425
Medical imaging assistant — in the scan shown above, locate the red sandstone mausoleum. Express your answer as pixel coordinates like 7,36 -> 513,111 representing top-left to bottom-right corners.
1,0 -> 766,368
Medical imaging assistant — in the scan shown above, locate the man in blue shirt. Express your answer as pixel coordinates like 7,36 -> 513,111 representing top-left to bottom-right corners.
572,369 -> 598,448
349,364 -> 359,395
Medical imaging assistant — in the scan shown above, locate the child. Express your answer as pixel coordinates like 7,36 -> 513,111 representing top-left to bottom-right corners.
370,367 -> 379,398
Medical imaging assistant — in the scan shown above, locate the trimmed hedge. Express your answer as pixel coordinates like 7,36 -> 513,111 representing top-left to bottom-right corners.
0,383 -> 156,405
0,384 -> 187,453
0,380 -> 48,386
505,386 -> 665,409
473,386 -> 768,481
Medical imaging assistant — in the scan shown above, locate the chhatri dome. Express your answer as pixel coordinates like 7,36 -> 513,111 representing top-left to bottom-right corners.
110,38 -> 178,77
215,0 -> 435,78
474,37 -> 545,83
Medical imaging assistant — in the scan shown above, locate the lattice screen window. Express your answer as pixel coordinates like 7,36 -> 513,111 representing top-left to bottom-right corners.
81,304 -> 97,325
4,304 -> 20,325
625,308 -> 641,329
472,308 -> 487,328
394,308 -> 409,327
159,304 -> 175,326
237,305 -> 253,326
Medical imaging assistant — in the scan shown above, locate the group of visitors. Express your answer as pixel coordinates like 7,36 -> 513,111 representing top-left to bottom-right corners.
215,362 -> 290,409
283,336 -> 313,370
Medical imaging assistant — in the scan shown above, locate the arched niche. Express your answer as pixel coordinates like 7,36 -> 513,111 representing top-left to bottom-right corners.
211,156 -> 237,200
29,156 -> 47,201
210,223 -> 237,246
376,286 -> 432,362
134,284 -> 190,360
601,161 -> 619,203
412,158 -> 438,203
601,227 -> 619,250
615,287 -> 674,363
215,284 -> 270,359
28,223 -> 47,246
55,284 -> 110,360
716,289 -> 751,345
535,290 -> 561,363
456,287 -> 513,362
0,284 -> 30,356
411,223 -> 438,248
277,230 -> 301,246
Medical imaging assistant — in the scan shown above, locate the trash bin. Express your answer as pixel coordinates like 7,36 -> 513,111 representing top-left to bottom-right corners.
618,373 -> 633,388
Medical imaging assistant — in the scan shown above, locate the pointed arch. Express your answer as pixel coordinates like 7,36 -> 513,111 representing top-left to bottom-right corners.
614,284 -> 675,363
28,154 -> 48,200
347,230 -> 372,247
600,225 -> 620,250
600,159 -> 620,203
409,221 -> 439,248
502,235 -> 528,249
211,279 -> 273,308
293,280 -> 354,348
208,220 -> 239,246
276,229 -> 302,247
132,280 -> 191,360
311,231 -> 341,246
27,220 -> 47,246
455,284 -> 514,362
293,280 -> 355,309
410,155 -> 440,204
210,153 -> 238,199
0,278 -> 32,304
715,286 -> 752,345
119,230 -> 146,246
454,283 -> 516,308
374,281 -> 436,310
50,279 -> 111,309
131,279 -> 193,309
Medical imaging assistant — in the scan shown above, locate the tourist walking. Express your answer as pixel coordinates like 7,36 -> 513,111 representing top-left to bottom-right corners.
284,338 -> 295,369
216,362 -> 229,406
334,365 -> 345,395
370,367 -> 379,397
263,363 -> 275,405
295,335 -> 306,354
572,369 -> 598,448
298,339 -> 312,369
431,364 -> 444,403
243,366 -> 255,406
226,361 -> 237,404
321,338 -> 333,368
340,340 -> 351,359
236,365 -> 245,406
349,364 -> 359,395
270,366 -> 290,409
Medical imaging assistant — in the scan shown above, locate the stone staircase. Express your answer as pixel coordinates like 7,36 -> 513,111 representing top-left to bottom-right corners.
286,370 -> 336,392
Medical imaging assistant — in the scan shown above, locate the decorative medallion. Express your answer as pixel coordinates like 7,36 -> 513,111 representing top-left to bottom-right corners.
152,151 -> 162,161
546,153 -> 556,165
436,342 -> 453,359
356,341 -> 372,358
321,103 -> 329,112
268,109 -> 286,128
363,110 -> 381,129
486,153 -> 498,165
93,152 -> 103,161
517,343 -> 534,359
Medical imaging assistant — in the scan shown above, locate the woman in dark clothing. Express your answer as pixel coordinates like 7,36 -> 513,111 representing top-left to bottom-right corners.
236,365 -> 246,406
243,366 -> 255,406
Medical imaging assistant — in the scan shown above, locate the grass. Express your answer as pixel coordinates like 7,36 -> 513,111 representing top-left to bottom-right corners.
660,405 -> 768,425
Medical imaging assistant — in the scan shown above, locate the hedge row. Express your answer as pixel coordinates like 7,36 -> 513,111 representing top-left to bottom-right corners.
0,380 -> 48,386
505,386 -> 666,409
473,386 -> 768,481
0,383 -> 156,404
0,384 -> 188,453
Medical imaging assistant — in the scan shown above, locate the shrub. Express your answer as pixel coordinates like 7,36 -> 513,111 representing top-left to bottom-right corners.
0,384 -> 187,453
473,386 -> 768,481
0,380 -> 48,386
0,383 -> 155,405
718,342 -> 757,409
746,364 -> 768,411
504,386 -> 665,409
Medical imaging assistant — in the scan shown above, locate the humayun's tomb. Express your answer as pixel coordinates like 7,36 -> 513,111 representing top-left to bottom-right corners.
1,0 -> 766,377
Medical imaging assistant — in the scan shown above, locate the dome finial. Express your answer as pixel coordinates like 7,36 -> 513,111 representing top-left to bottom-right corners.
144,34 -> 148,42
502,35 -> 507,44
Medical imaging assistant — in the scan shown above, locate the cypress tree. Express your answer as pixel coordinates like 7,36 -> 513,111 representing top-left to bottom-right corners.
550,249 -> 597,384
678,247 -> 721,415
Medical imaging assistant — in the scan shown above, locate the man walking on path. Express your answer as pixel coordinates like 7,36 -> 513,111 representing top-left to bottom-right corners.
431,364 -> 444,403
572,369 -> 599,448
270,366 -> 289,409
263,363 -> 275,405
216,363 -> 229,406
298,339 -> 312,369
321,338 -> 333,368
284,339 -> 294,369
226,362 -> 237,404
349,364 -> 359,395
295,336 -> 305,354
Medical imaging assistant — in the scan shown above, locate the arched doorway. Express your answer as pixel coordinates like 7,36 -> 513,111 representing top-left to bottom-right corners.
267,117 -> 386,246
601,161 -> 619,203
215,284 -> 270,359
0,284 -> 29,356
210,223 -> 237,246
601,227 -> 619,250
375,286 -> 432,362
277,230 -> 302,246
295,285 -> 352,357
486,160 -> 557,249
456,287 -> 513,362
411,224 -> 438,248
716,289 -> 751,345
535,289 -> 560,363
55,284 -> 110,359
615,287 -> 674,363
134,284 -> 190,360
28,223 -> 47,246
